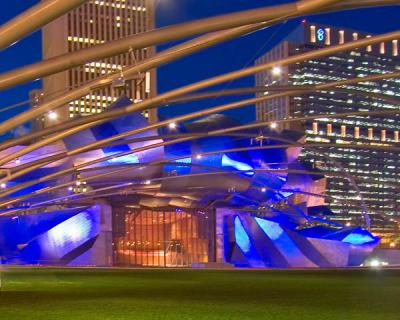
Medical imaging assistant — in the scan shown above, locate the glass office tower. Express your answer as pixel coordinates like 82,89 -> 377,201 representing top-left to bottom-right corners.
255,22 -> 400,244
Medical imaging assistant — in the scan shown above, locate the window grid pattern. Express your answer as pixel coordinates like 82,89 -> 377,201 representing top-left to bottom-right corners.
112,207 -> 215,267
255,23 -> 400,230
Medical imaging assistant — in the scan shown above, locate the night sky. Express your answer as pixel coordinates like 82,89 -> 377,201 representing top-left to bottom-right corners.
1,0 -> 399,129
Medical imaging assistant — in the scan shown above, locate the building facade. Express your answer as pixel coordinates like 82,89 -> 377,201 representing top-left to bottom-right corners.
255,22 -> 400,242
36,0 -> 157,127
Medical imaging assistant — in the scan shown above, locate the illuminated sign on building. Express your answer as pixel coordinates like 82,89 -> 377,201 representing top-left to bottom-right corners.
317,28 -> 325,42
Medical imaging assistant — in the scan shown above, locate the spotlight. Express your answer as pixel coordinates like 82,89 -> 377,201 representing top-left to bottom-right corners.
345,222 -> 351,227
271,66 -> 282,76
270,122 -> 277,129
68,187 -> 73,191
370,260 -> 380,267
261,187 -> 267,192
48,111 -> 58,120
196,154 -> 202,160
144,180 -> 151,185
390,242 -> 396,248
0,183 -> 6,189
15,159 -> 21,164
168,122 -> 177,129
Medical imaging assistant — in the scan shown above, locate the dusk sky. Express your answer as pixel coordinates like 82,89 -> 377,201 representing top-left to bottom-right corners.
1,1 -> 400,127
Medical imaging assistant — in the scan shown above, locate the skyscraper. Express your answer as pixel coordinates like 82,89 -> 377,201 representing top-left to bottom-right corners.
255,22 -> 400,243
37,0 -> 157,127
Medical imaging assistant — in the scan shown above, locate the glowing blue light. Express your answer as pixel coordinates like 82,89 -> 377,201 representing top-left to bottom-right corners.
222,154 -> 254,176
317,28 -> 325,41
107,154 -> 139,164
173,157 -> 192,164
47,212 -> 93,248
342,233 -> 375,245
234,216 -> 251,253
277,176 -> 287,182
255,217 -> 283,240
279,191 -> 294,198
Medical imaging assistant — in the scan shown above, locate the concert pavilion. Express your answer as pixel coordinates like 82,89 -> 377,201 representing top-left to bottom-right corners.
0,97 -> 379,268
1,0 -> 399,270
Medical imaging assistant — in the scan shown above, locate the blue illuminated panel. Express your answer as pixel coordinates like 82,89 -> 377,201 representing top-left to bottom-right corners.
254,217 -> 284,240
222,154 -> 254,176
234,216 -> 251,253
225,214 -> 379,268
342,233 -> 375,245
37,211 -> 99,261
174,157 -> 192,164
107,153 -> 139,164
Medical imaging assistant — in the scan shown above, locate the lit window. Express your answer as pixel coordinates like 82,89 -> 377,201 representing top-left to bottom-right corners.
381,130 -> 386,142
327,123 -> 332,136
352,33 -> 358,41
380,42 -> 385,54
341,125 -> 346,137
368,128 -> 373,140
325,28 -> 331,45
145,72 -> 151,93
392,40 -> 398,56
394,131 -> 399,143
366,35 -> 372,52
339,30 -> 345,44
354,127 -> 360,139
312,122 -> 318,134
310,25 -> 316,43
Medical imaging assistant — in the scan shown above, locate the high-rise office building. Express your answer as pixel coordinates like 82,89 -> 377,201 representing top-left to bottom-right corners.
36,0 -> 157,127
255,22 -> 400,242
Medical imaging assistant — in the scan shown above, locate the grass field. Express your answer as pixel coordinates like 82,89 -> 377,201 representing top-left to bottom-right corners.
0,268 -> 399,320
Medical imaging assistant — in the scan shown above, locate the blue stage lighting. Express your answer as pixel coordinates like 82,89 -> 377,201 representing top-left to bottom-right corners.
234,216 -> 251,253
222,154 -> 254,176
342,233 -> 376,245
255,217 -> 284,240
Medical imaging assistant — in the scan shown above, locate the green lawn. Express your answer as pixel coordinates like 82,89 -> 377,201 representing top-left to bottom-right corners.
0,268 -> 399,320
